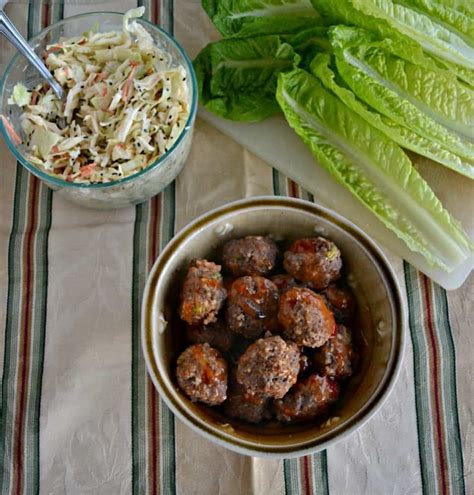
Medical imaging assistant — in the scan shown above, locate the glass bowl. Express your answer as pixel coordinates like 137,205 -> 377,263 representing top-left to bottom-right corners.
0,12 -> 197,209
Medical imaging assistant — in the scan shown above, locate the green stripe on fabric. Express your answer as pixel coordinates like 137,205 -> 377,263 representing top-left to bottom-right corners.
0,165 -> 28,494
404,263 -> 437,495
158,181 -> 176,495
29,181 -> 52,495
131,201 -> 150,495
312,451 -> 330,494
272,169 -> 288,197
162,0 -> 174,34
283,459 -> 300,495
432,285 -> 465,494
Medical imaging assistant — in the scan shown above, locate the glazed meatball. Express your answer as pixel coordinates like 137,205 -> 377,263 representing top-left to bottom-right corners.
237,336 -> 300,399
274,374 -> 340,423
271,274 -> 299,294
322,284 -> 356,323
176,343 -> 228,405
313,325 -> 357,379
298,353 -> 311,377
278,288 -> 336,348
179,259 -> 227,326
223,236 -> 279,277
283,237 -> 342,289
226,276 -> 279,339
224,370 -> 272,423
185,319 -> 237,354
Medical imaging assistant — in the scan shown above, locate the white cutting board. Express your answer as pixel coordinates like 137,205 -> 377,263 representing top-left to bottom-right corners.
175,1 -> 473,290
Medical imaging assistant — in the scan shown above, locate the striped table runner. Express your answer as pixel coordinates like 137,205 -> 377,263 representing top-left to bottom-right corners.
0,2 -> 471,494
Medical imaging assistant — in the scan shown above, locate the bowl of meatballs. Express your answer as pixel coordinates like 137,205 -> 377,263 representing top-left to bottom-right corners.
142,196 -> 405,457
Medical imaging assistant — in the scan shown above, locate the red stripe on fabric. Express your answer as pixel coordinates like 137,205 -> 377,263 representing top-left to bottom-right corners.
148,195 -> 161,495
153,0 -> 161,25
421,274 -> 448,495
288,179 -> 299,199
301,456 -> 312,495
13,176 -> 39,495
42,2 -> 49,30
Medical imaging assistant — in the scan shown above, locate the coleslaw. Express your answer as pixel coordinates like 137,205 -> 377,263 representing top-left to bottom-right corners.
7,7 -> 190,184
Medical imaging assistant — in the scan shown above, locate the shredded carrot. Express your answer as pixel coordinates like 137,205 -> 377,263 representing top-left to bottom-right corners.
0,115 -> 21,145
31,92 -> 39,105
79,163 -> 97,178
121,65 -> 137,102
46,45 -> 62,54
95,72 -> 109,82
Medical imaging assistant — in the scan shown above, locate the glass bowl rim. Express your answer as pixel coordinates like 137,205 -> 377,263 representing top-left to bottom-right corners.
0,10 -> 198,190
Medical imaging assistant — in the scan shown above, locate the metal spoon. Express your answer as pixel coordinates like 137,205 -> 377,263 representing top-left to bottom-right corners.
0,10 -> 64,99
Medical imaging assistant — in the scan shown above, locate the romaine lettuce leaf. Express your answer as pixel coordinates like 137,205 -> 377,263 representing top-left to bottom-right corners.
400,0 -> 474,41
284,27 -> 330,68
310,53 -> 474,179
194,36 -> 299,121
276,68 -> 471,270
311,0 -> 474,69
202,0 -> 321,37
328,30 -> 474,163
428,0 -> 473,17
329,26 -> 474,141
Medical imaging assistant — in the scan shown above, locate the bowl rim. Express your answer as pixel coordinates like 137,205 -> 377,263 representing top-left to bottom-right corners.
0,11 -> 198,190
141,196 -> 407,458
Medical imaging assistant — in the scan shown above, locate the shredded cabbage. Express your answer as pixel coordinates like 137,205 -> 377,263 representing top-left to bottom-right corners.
10,7 -> 190,184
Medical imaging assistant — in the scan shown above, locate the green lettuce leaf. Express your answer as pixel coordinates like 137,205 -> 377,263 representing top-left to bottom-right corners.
276,68 -> 471,270
428,0 -> 473,17
284,27 -> 330,68
194,36 -> 299,121
202,0 -> 321,37
311,0 -> 474,69
400,0 -> 474,42
329,26 -> 474,141
310,53 -> 474,179
329,28 -> 474,163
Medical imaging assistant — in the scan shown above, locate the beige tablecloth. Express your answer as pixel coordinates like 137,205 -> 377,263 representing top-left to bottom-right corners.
0,1 -> 472,494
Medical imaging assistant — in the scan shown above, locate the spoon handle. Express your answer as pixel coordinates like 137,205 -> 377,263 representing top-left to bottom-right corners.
0,10 -> 65,99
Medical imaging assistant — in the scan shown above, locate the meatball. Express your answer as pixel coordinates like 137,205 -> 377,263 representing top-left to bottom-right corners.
274,374 -> 340,423
270,274 -> 299,294
313,324 -> 357,379
278,288 -> 336,348
176,343 -> 228,405
185,319 -> 237,354
298,353 -> 311,377
222,236 -> 279,277
226,276 -> 279,339
236,336 -> 300,399
283,237 -> 342,289
322,284 -> 356,323
179,259 -> 227,326
224,370 -> 272,423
